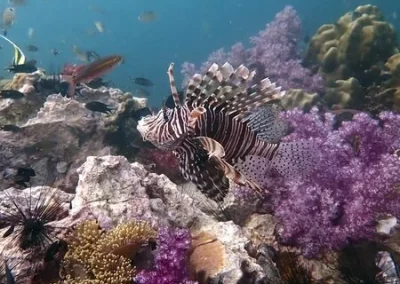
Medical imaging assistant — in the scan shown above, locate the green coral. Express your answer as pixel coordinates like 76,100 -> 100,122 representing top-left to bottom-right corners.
57,220 -> 156,284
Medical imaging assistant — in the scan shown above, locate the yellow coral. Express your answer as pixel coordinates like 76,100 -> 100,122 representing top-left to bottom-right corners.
305,5 -> 398,87
58,219 -> 157,284
96,220 -> 157,259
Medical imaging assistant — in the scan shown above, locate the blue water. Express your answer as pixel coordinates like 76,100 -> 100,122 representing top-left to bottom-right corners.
0,0 -> 399,107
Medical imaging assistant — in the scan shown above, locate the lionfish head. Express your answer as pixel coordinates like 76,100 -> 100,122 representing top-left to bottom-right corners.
137,62 -> 191,150
137,106 -> 189,150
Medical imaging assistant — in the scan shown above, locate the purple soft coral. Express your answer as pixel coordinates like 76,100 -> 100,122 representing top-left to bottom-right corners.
136,226 -> 196,284
272,108 -> 400,257
181,6 -> 324,93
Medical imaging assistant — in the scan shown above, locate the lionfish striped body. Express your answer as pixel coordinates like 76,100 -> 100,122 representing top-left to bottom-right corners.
137,63 -> 311,201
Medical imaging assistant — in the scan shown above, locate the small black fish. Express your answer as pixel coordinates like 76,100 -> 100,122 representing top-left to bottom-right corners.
86,77 -> 111,88
0,124 -> 22,132
131,77 -> 154,86
85,101 -> 113,114
2,29 -> 7,37
6,60 -> 38,73
14,167 -> 35,188
164,90 -> 183,109
44,240 -> 68,262
379,71 -> 392,82
51,48 -> 59,56
303,35 -> 310,44
0,90 -> 25,100
27,44 -> 39,52
133,107 -> 152,121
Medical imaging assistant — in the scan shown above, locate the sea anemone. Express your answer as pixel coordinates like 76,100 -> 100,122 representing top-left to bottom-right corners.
59,219 -> 156,283
96,220 -> 157,259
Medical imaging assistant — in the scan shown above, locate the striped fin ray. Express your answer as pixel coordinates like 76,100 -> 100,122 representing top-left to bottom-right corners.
176,139 -> 230,202
242,104 -> 289,143
167,63 -> 182,107
184,62 -> 285,119
185,64 -> 221,108
195,137 -> 263,194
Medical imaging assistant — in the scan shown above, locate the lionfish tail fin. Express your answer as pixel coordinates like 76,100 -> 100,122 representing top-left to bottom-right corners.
271,142 -> 316,178
185,62 -> 285,118
242,104 -> 289,143
177,139 -> 229,203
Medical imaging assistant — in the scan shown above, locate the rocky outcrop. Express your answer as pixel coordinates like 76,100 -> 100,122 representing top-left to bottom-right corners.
0,156 -> 281,283
0,87 -> 148,191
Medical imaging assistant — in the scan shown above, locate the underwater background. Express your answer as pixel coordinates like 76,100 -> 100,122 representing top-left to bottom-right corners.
0,0 -> 398,106
2,0 -> 400,283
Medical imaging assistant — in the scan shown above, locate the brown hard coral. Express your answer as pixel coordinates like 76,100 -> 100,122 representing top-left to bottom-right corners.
305,5 -> 398,87
2,72 -> 41,94
57,219 -> 156,284
281,89 -> 320,112
188,231 -> 225,283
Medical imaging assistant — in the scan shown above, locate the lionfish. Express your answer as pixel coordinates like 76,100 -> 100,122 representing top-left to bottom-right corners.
137,62 -> 312,201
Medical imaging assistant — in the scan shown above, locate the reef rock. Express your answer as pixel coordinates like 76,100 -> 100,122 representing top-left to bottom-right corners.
68,155 -> 276,283
0,87 -> 147,191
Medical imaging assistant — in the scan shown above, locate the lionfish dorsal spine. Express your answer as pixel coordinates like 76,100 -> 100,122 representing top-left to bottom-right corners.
184,63 -> 285,120
167,63 -> 181,107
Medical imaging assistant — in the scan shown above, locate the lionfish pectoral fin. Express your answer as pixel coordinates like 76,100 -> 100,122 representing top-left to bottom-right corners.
178,139 -> 229,202
194,136 -> 225,158
234,156 -> 271,189
271,142 -> 317,178
214,156 -> 263,195
184,62 -> 285,119
242,104 -> 289,143
192,136 -> 263,194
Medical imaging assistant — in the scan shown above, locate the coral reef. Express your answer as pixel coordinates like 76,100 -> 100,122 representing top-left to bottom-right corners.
2,71 -> 43,93
59,220 -> 156,283
305,5 -> 400,112
188,231 -> 225,282
305,5 -> 398,86
271,108 -> 400,257
136,148 -> 183,183
68,155 -> 274,282
0,87 -> 148,191
136,226 -> 195,284
181,6 -> 324,95
280,89 -> 320,112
